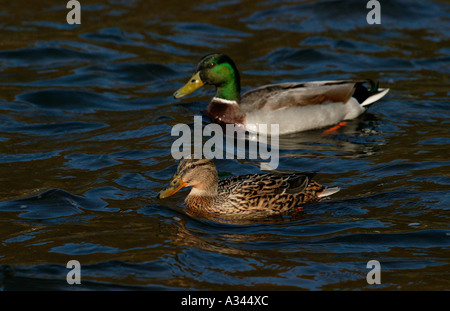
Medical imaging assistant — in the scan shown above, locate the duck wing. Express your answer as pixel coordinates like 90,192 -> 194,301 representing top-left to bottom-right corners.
212,172 -> 341,218
240,80 -> 375,112
219,172 -> 315,195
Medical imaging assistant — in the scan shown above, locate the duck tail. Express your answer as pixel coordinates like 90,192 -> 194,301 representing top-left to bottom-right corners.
354,79 -> 390,108
318,187 -> 340,198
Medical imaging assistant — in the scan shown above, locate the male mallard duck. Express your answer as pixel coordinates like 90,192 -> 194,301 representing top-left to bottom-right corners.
173,53 -> 389,135
157,158 -> 340,220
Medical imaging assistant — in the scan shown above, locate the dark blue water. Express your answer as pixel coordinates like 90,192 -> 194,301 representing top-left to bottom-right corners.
0,0 -> 449,291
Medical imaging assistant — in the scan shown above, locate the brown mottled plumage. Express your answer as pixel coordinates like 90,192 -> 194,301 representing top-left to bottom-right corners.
158,158 -> 340,220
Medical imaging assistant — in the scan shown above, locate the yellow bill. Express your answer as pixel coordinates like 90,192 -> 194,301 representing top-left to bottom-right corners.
173,71 -> 204,99
158,173 -> 187,199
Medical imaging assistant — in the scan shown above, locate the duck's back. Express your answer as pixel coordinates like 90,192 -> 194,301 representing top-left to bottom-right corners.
239,80 -> 389,134
215,172 -> 325,217
240,80 -> 357,112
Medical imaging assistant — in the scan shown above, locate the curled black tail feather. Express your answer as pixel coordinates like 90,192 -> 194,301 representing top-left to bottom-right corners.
352,79 -> 380,107
369,79 -> 379,93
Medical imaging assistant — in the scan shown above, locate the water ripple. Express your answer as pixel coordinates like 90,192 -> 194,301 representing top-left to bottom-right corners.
0,0 -> 448,291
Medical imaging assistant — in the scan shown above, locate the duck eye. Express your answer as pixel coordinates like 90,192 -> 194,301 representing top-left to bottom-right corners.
190,164 -> 196,169
209,62 -> 216,68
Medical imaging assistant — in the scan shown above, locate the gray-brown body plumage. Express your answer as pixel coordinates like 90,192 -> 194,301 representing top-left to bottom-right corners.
174,53 -> 389,134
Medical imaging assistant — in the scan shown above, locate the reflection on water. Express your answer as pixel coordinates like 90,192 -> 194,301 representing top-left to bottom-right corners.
0,0 -> 449,291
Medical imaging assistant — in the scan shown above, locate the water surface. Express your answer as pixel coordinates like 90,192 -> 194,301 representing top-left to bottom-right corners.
0,0 -> 449,290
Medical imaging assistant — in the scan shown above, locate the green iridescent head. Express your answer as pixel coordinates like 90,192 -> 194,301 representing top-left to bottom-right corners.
173,53 -> 241,102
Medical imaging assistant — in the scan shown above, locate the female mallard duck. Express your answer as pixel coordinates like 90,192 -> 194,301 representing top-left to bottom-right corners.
157,158 -> 340,220
173,53 -> 389,135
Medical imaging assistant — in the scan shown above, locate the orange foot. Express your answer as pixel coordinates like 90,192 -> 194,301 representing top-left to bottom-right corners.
293,206 -> 303,216
322,121 -> 347,135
